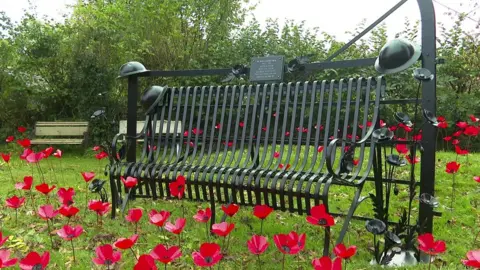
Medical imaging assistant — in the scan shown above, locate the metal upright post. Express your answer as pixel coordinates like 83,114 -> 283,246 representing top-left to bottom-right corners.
127,76 -> 139,163
417,0 -> 437,233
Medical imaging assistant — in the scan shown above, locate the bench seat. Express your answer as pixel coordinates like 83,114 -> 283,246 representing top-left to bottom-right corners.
31,121 -> 89,145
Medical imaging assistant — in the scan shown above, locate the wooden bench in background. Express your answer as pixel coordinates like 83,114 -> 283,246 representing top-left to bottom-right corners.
118,120 -> 183,142
31,122 -> 89,145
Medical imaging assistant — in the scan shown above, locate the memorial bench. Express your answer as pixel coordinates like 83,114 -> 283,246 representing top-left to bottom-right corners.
110,76 -> 385,254
31,122 -> 89,145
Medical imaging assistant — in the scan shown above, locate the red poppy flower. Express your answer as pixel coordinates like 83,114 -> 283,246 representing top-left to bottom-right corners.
413,133 -> 422,141
222,141 -> 234,147
452,139 -> 460,145
436,116 -> 446,122
474,176 -> 480,183
453,130 -> 463,137
81,172 -> 95,183
165,218 -> 186,235
37,205 -> 59,220
211,222 -> 235,237
5,136 -> 14,143
53,149 -> 62,158
221,203 -> 239,217
42,147 -> 54,158
114,234 -> 139,250
306,204 -> 335,227
247,235 -> 269,255
215,123 -> 221,129
456,121 -> 468,129
92,146 -> 101,151
148,210 -> 171,227
253,205 -> 274,220
463,249 -> 480,268
443,136 -> 452,142
126,208 -> 143,223
389,125 -> 398,131
26,152 -> 44,163
92,244 -> 121,266
35,183 -> 56,195
353,159 -> 360,166
406,155 -> 420,164
333,243 -> 357,259
273,231 -> 306,255
17,126 -> 27,133
317,146 -> 324,153
193,208 -> 211,223
95,151 -> 108,160
20,148 -> 33,160
0,250 -> 18,268
121,176 -> 138,189
183,130 -> 189,137
470,115 -> 480,123
273,151 -> 280,158
395,141 -> 409,155
150,244 -> 182,264
278,163 -> 291,170
5,195 -> 25,209
192,128 -> 203,135
59,205 -> 79,218
455,145 -> 469,155
15,176 -> 33,190
19,251 -> 49,270
1,153 -> 11,163
88,200 -> 110,216
0,232 -> 8,247
57,188 -> 75,206
312,256 -> 342,270
57,225 -> 83,241
437,121 -> 448,129
169,175 -> 186,199
17,138 -> 31,148
464,125 -> 479,136
285,131 -> 290,136
134,254 -> 157,270
192,243 -> 222,267
445,161 -> 460,174
417,233 -> 446,255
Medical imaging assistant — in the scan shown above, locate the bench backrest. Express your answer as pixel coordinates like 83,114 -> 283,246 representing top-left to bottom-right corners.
140,77 -> 384,174
119,120 -> 183,135
34,122 -> 89,137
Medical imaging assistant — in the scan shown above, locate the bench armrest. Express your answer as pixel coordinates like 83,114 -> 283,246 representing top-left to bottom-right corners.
111,129 -> 146,162
326,126 -> 376,182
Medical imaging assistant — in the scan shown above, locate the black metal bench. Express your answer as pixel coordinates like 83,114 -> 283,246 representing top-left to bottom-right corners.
110,76 -> 385,253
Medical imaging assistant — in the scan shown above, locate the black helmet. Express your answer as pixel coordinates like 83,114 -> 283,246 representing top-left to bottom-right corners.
375,39 -> 421,74
118,61 -> 149,78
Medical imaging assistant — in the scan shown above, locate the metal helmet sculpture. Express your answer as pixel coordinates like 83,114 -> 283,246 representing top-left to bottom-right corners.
375,39 -> 422,74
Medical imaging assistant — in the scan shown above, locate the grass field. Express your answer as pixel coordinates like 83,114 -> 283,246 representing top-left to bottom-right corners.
0,147 -> 479,269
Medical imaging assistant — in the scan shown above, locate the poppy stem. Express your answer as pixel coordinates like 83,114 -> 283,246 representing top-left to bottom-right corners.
84,183 -> 89,217
281,253 -> 286,270
222,236 -> 226,253
164,264 -> 167,270
36,163 -> 46,183
135,222 -> 138,234
178,234 -> 181,247
205,222 -> 210,241
130,247 -> 138,261
71,239 -> 76,262
226,233 -> 231,253
47,158 -> 58,185
7,164 -> 15,185
181,199 -> 185,218
428,255 -> 432,270
15,209 -> 18,227
260,219 -> 264,235
451,173 -> 456,211
47,219 -> 54,249
257,254 -> 261,268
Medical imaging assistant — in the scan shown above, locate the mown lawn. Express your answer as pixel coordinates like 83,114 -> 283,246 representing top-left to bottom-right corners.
0,147 -> 479,269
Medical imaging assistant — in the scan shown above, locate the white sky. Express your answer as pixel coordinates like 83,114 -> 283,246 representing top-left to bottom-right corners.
0,0 -> 478,41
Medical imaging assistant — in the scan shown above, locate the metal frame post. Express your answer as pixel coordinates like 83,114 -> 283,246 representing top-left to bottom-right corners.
127,76 -> 139,162
417,0 -> 437,233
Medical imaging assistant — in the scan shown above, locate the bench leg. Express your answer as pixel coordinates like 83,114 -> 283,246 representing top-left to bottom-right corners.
333,187 -> 366,248
109,174 -> 119,219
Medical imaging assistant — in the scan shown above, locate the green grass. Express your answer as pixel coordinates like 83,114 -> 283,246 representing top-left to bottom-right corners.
0,148 -> 479,269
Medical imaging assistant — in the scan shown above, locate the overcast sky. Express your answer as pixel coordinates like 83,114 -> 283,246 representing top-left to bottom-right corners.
0,0 -> 478,41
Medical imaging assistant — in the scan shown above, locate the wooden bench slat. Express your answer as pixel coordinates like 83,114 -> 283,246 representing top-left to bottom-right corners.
35,126 -> 88,136
31,138 -> 84,145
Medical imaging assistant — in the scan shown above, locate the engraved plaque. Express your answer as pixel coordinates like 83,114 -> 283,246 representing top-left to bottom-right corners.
249,56 -> 285,83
